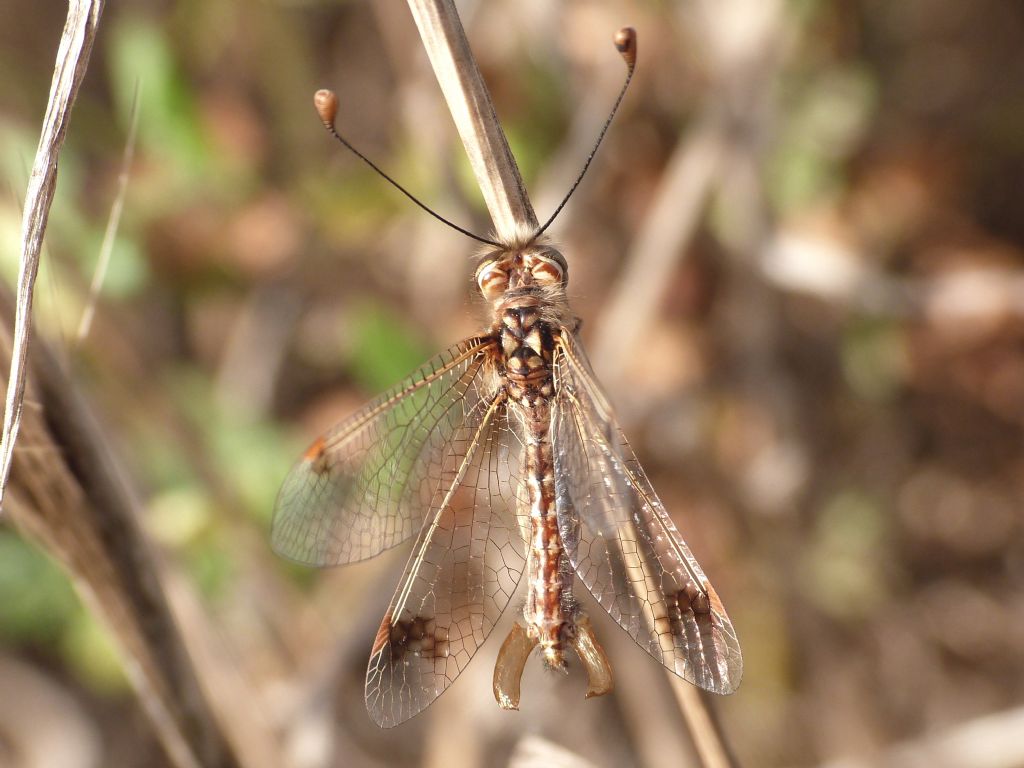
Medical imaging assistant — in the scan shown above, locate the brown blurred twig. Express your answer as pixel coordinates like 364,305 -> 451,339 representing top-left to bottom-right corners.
590,108 -> 726,393
592,612 -> 698,767
0,291 -> 273,768
0,0 -> 104,512
672,682 -> 740,768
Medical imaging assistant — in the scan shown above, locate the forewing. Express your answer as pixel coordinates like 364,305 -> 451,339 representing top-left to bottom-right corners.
551,332 -> 742,694
272,337 -> 497,566
366,395 -> 526,727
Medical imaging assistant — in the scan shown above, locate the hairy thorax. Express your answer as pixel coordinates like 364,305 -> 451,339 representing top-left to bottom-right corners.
498,303 -> 556,408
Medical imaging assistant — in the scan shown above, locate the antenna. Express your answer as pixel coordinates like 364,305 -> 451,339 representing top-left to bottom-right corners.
533,27 -> 637,239
313,89 -> 501,248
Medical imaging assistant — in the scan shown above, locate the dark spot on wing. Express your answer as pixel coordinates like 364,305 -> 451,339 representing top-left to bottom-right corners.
667,582 -> 712,635
377,614 -> 451,661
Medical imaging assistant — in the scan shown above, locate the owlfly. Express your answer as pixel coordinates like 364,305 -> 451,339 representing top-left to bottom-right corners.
272,27 -> 742,728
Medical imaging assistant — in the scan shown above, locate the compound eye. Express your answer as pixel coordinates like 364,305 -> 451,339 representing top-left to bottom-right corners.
476,260 -> 508,300
530,253 -> 565,285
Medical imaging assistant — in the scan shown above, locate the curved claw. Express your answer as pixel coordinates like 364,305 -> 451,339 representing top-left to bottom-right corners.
570,614 -> 614,699
493,622 -> 539,710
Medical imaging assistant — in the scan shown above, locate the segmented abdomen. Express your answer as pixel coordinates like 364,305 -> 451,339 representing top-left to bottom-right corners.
521,413 -> 568,668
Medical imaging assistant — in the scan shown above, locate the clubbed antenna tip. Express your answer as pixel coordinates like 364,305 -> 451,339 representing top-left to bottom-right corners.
614,27 -> 637,70
314,89 -> 339,129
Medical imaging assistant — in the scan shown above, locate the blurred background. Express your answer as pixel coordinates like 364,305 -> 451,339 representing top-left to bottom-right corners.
1,1 -> 1023,766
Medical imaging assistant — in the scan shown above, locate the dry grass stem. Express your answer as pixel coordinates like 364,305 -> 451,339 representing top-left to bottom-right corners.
0,293 -> 260,768
0,0 -> 104,512
0,5 -> 275,765
613,495 -> 740,768
671,680 -> 739,768
76,81 -> 140,344
590,113 -> 725,388
598,619 -> 698,768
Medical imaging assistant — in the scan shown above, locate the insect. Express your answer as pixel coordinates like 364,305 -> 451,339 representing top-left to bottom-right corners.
272,27 -> 741,728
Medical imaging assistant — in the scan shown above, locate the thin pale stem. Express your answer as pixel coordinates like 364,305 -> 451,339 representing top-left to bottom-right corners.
672,680 -> 740,768
76,80 -> 141,344
0,0 -> 104,512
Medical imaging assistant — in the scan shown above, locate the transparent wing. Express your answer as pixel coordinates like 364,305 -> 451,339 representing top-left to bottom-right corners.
366,395 -> 526,727
551,331 -> 742,694
272,337 -> 498,566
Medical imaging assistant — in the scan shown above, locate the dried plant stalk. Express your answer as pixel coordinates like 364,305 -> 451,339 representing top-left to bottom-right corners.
0,293 -> 258,768
0,3 -> 277,764
672,680 -> 740,768
0,0 -> 104,511
590,114 -> 725,383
